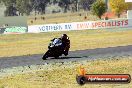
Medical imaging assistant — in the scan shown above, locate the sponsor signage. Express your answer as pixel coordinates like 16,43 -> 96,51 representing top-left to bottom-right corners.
76,19 -> 129,29
28,19 -> 132,33
76,74 -> 131,85
28,23 -> 74,33
4,26 -> 27,34
76,66 -> 131,85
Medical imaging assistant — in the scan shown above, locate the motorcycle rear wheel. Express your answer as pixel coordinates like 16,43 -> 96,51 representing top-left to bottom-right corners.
54,55 -> 59,59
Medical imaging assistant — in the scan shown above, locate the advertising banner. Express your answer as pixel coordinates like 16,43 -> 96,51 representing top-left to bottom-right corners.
76,19 -> 131,29
4,26 -> 27,34
28,19 -> 132,33
28,23 -> 75,33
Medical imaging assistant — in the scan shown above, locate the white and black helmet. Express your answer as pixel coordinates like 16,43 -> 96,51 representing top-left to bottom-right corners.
61,34 -> 68,39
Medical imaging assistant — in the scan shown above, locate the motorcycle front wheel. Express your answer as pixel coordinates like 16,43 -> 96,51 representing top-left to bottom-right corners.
42,50 -> 50,60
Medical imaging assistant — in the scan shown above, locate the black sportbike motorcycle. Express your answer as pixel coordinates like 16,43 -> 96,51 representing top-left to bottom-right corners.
42,38 -> 70,60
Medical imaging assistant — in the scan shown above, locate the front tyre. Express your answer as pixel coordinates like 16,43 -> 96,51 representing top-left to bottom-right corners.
42,54 -> 47,60
42,50 -> 50,60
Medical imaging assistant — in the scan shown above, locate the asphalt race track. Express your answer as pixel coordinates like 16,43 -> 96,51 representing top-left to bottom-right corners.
0,45 -> 132,69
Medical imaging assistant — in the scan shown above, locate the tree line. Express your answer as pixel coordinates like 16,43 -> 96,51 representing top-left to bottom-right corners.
0,0 -> 131,19
0,0 -> 96,16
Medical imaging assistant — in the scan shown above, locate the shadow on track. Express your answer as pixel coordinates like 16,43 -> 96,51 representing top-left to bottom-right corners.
48,56 -> 82,60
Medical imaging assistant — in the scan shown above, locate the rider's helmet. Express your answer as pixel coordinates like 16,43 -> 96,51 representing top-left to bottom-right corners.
61,34 -> 68,40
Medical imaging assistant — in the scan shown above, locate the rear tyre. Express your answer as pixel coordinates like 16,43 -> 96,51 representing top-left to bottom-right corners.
64,51 -> 68,56
54,55 -> 59,59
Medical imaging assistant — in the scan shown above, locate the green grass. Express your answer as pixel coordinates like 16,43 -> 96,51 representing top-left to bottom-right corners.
0,29 -> 132,57
0,56 -> 132,88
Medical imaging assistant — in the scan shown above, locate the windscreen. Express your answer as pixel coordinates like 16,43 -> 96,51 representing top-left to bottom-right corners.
52,38 -> 62,46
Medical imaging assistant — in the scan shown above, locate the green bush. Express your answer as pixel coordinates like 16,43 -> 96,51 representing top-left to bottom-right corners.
91,0 -> 106,19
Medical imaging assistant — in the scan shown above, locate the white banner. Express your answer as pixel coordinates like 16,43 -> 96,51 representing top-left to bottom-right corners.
125,0 -> 132,2
28,19 -> 132,33
28,23 -> 75,33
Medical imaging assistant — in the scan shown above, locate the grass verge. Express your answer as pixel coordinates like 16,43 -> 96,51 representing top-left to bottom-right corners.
0,29 -> 132,57
0,56 -> 132,88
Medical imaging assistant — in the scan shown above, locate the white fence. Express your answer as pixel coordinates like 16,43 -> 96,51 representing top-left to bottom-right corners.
28,18 -> 132,33
1,18 -> 132,34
